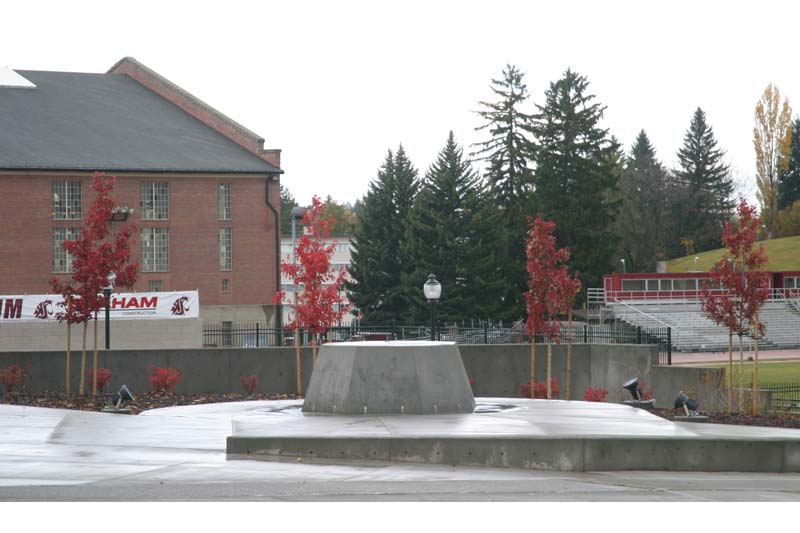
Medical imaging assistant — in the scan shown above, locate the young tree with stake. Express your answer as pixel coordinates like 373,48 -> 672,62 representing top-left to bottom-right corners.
275,196 -> 349,386
51,173 -> 138,395
700,198 -> 769,414
523,217 -> 580,399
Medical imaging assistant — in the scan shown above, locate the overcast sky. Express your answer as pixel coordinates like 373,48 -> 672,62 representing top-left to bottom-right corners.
4,0 -> 798,206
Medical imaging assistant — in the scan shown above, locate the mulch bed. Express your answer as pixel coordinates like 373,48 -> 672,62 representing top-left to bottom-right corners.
1,391 -> 299,414
3,393 -> 800,429
651,408 -> 800,429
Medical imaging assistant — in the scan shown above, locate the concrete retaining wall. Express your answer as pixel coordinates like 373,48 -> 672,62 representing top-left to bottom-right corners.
650,365 -> 772,412
0,343 -> 657,399
460,343 -> 656,401
0,318 -> 202,351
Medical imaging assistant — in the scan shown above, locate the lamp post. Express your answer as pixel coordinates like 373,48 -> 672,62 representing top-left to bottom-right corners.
290,207 -> 306,344
423,273 -> 441,341
104,271 -> 116,350
620,258 -> 626,273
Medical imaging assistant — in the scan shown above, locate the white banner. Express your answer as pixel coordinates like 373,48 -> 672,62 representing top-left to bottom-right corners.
0,291 -> 199,321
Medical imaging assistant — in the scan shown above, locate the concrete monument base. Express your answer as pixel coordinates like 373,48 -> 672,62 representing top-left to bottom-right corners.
227,399 -> 800,472
301,341 -> 475,415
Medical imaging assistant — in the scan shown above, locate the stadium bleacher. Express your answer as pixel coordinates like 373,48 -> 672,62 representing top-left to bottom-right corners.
608,301 -> 800,352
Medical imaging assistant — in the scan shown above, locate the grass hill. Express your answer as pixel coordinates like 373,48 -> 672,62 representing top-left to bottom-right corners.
667,235 -> 800,272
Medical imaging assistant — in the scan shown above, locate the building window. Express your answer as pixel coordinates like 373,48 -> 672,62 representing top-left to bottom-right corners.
673,279 -> 697,291
53,227 -> 80,272
140,182 -> 169,220
218,183 -> 231,220
280,243 -> 293,254
148,280 -> 163,292
52,181 -> 82,220
219,228 -> 232,271
141,227 -> 169,272
621,279 -> 646,291
222,279 -> 230,293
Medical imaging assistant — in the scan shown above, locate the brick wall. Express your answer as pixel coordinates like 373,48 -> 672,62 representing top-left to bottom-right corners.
0,172 -> 278,310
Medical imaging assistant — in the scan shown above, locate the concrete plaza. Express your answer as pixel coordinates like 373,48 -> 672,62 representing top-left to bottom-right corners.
1,402 -> 800,501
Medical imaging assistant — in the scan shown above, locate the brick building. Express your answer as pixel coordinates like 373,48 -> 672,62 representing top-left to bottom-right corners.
0,58 -> 284,327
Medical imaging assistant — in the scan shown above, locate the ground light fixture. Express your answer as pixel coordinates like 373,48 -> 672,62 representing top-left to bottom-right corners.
623,377 -> 642,400
423,273 -> 441,341
674,390 -> 700,416
104,384 -> 135,413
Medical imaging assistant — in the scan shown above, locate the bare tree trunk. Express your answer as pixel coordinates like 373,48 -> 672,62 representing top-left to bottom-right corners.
566,309 -> 573,401
529,331 -> 536,399
294,324 -> 302,396
66,322 -> 72,394
727,328 -> 733,413
753,314 -> 760,416
738,334 -> 744,414
79,322 -> 88,395
546,342 -> 553,399
92,313 -> 98,396
293,292 -> 302,396
312,334 -> 318,367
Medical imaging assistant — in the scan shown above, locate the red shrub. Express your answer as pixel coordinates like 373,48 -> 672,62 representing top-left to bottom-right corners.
240,374 -> 259,395
84,368 -> 113,393
583,387 -> 608,402
148,367 -> 182,393
638,379 -> 654,401
0,363 -> 30,394
519,378 -> 561,399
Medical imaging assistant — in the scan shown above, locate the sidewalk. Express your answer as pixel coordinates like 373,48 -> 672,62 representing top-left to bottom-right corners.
672,348 -> 800,365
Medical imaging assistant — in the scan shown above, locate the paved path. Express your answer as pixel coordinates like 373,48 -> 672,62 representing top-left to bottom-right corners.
673,348 -> 800,365
1,403 -> 799,501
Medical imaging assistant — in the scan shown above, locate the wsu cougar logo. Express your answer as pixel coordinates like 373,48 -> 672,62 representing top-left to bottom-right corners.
171,296 -> 190,316
33,300 -> 53,319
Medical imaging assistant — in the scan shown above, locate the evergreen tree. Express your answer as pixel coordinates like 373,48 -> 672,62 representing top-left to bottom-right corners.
778,118 -> 800,210
674,108 -> 734,252
532,69 -> 620,295
614,130 -> 675,271
472,64 -> 537,320
347,146 -> 418,322
279,185 -> 299,236
401,132 -> 505,323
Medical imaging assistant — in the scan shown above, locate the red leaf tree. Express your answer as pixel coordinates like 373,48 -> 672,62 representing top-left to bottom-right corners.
51,173 -> 139,395
700,197 -> 770,414
523,217 -> 581,399
274,196 -> 349,393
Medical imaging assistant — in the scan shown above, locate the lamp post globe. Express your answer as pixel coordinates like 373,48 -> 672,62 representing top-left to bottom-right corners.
423,273 -> 441,341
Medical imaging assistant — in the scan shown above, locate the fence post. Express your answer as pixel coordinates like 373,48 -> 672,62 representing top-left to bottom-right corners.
484,324 -> 488,345
391,319 -> 397,341
256,323 -> 260,348
583,324 -> 588,344
636,326 -> 642,345
667,327 -> 672,365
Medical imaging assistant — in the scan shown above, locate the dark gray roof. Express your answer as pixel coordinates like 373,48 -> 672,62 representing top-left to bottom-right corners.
0,70 -> 281,174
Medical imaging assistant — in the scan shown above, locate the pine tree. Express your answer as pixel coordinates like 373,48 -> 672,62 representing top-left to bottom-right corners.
472,64 -> 537,320
615,130 -> 675,271
472,64 -> 537,209
674,108 -> 735,252
532,69 -> 620,295
401,132 -> 505,323
778,118 -> 800,210
280,185 -> 299,236
347,146 -> 418,322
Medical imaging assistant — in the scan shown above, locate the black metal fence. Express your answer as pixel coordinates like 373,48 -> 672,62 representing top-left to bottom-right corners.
754,380 -> 800,413
202,322 -> 673,364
